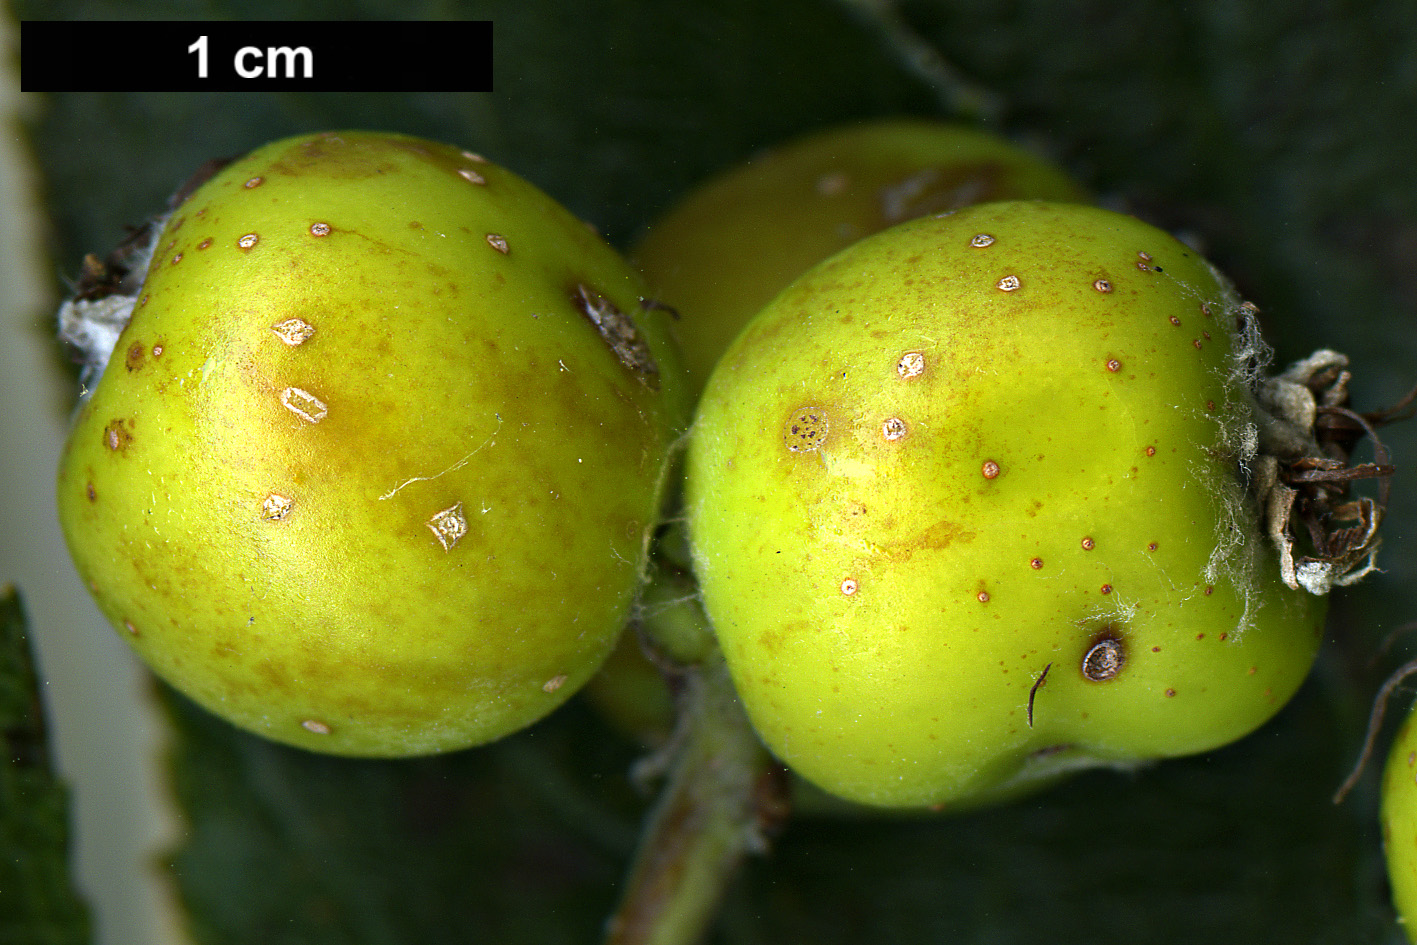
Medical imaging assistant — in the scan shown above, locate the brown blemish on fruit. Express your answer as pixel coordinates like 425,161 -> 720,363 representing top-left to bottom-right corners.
309,222 -> 332,237
1204,585 -> 1214,596
1248,666 -> 1257,675
301,719 -> 332,735
1030,557 -> 1043,570
1205,400 -> 1217,412
103,420 -> 132,453
1100,584 -> 1113,594
1145,445 -> 1156,456
170,252 -> 183,266
981,460 -> 1001,479
125,342 -> 146,371
1027,663 -> 1052,727
244,176 -> 264,189
123,619 -> 138,636
1093,278 -> 1113,293
881,417 -> 908,441
1169,315 -> 1181,326
1201,303 -> 1213,318
1106,358 -> 1122,373
996,274 -> 1021,292
976,589 -> 990,603
427,502 -> 469,551
458,167 -> 486,185
1147,542 -> 1159,551
1081,536 -> 1095,551
571,284 -> 660,389
198,238 -> 213,250
784,408 -> 829,452
271,318 -> 315,346
1165,688 -> 1177,698
542,674 -> 568,693
238,233 -> 259,250
970,233 -> 995,248
1193,339 -> 1204,350
279,387 -> 328,424
485,233 -> 510,254
1082,633 -> 1125,682
897,351 -> 925,379
262,493 -> 294,521
86,482 -> 96,502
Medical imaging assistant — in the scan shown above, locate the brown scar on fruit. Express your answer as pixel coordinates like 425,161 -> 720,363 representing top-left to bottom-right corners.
570,283 -> 661,390
271,318 -> 316,346
427,502 -> 469,551
783,407 -> 829,452
125,342 -> 147,371
103,419 -> 133,453
1082,633 -> 1125,682
280,387 -> 328,424
1027,663 -> 1052,727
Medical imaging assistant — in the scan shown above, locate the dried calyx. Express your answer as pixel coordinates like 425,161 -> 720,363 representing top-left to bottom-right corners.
1252,348 -> 1414,595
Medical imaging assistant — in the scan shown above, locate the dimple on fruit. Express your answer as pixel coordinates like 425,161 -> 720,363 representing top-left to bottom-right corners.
56,131 -> 688,756
632,118 -> 1088,396
686,200 -> 1349,808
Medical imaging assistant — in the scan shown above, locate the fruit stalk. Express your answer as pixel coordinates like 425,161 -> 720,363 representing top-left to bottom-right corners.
604,647 -> 786,945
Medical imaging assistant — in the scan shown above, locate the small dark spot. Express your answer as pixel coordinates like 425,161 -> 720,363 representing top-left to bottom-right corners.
152,344 -> 165,357
1201,303 -> 1213,318
1205,400 -> 1216,412
1100,584 -> 1113,595
1151,646 -> 1161,652
1196,633 -> 1206,640
197,238 -> 213,250
571,284 -> 660,390
976,590 -> 990,603
86,482 -> 97,502
1193,338 -> 1204,350
1169,315 -> 1181,326
1081,536 -> 1095,551
981,460 -> 1001,479
125,342 -> 146,372
1204,585 -> 1214,596
169,252 -> 183,266
1093,278 -> 1113,293
1105,358 -> 1122,373
1202,330 -> 1211,341
1147,542 -> 1158,551
1219,632 -> 1228,641
1145,446 -> 1156,456
1165,688 -> 1177,698
1029,557 -> 1043,570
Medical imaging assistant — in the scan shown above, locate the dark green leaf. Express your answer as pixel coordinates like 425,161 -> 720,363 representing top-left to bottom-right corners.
0,586 -> 93,945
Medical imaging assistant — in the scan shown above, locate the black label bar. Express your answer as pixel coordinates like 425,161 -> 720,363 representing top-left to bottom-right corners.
21,21 -> 494,92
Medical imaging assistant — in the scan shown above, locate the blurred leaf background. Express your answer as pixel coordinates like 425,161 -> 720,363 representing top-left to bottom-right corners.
8,0 -> 1417,942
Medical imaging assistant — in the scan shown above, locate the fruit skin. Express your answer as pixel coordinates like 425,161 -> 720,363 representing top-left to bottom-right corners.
686,200 -> 1325,808
1383,707 -> 1417,940
632,118 -> 1088,396
57,131 -> 688,757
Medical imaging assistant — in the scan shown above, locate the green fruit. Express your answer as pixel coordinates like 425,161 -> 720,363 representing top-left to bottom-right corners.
633,118 -> 1088,396
56,131 -> 688,757
1383,702 -> 1417,939
686,200 -> 1327,808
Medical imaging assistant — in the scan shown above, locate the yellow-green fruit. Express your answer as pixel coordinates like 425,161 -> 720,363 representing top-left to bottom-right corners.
686,201 -> 1325,808
1383,707 -> 1417,940
57,131 -> 688,756
632,118 -> 1088,396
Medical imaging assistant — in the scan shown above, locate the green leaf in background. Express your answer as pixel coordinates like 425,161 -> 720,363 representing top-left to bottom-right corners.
0,586 -> 93,945
14,0 -> 1417,942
